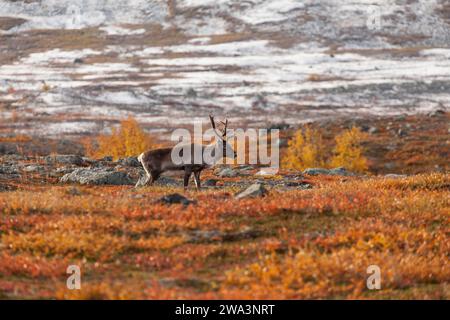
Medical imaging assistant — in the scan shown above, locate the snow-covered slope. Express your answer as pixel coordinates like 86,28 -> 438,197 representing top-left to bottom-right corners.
0,0 -> 449,136
0,0 -> 168,31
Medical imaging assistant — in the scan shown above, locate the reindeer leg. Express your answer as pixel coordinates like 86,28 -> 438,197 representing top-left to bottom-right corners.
139,155 -> 153,186
193,171 -> 201,190
183,168 -> 192,190
146,171 -> 160,186
148,171 -> 161,186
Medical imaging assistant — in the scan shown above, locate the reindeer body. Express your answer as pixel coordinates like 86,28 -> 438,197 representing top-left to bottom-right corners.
137,116 -> 235,190
138,144 -> 211,189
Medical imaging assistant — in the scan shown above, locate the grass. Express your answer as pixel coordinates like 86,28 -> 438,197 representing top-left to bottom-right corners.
0,172 -> 448,299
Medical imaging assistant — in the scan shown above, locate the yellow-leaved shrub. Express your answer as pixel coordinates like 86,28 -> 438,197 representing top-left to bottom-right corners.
282,126 -> 325,170
84,117 -> 153,160
330,127 -> 368,173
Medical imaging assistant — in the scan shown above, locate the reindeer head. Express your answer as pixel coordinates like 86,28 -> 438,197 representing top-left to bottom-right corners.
209,115 -> 237,160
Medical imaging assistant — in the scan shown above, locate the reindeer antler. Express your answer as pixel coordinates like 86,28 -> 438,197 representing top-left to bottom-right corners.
209,114 -> 224,141
209,114 -> 216,130
221,119 -> 228,137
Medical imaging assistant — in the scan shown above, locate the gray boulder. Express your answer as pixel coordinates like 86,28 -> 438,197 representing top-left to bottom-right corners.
428,109 -> 445,117
303,167 -> 355,176
157,193 -> 195,206
81,157 -> 97,165
217,167 -> 238,177
22,165 -> 45,173
302,168 -> 331,175
60,168 -> 133,185
0,165 -> 19,174
368,126 -> 379,134
53,167 -> 76,175
45,154 -> 84,166
329,167 -> 355,176
117,157 -> 140,167
284,181 -> 313,189
135,175 -> 179,188
235,183 -> 267,199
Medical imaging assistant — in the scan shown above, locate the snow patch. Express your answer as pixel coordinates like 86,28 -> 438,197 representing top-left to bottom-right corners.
0,0 -> 169,32
93,91 -> 151,105
23,49 -> 100,65
100,25 -> 145,36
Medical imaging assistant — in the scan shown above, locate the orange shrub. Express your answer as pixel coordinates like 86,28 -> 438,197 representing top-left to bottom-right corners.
0,134 -> 31,143
84,117 -> 153,160
0,173 -> 448,299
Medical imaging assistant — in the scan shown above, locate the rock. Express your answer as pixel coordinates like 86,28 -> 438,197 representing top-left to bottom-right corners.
303,167 -> 355,176
73,58 -> 84,64
256,167 -> 279,176
0,165 -> 19,174
302,168 -> 332,176
157,193 -> 195,206
138,176 -> 179,188
100,156 -> 113,162
117,156 -> 140,167
187,230 -> 222,243
135,175 -> 179,188
368,126 -> 379,134
81,157 -> 97,165
203,179 -> 218,187
0,183 -> 17,192
235,183 -> 267,199
283,173 -> 304,180
428,109 -> 445,117
22,165 -> 45,173
236,165 -> 254,171
159,278 -> 208,289
154,177 -> 179,186
45,154 -> 84,166
60,168 -> 133,185
329,167 -> 355,176
53,167 -> 76,175
1,154 -> 27,162
217,167 -> 238,177
397,128 -> 407,137
284,181 -> 313,189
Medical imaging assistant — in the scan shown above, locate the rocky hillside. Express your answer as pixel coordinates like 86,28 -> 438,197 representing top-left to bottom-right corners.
0,0 -> 449,137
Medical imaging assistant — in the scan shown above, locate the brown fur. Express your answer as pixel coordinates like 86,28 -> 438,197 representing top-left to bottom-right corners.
138,143 -> 223,189
138,116 -> 235,190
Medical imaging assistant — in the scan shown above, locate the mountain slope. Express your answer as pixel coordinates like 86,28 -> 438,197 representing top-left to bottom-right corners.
0,0 -> 449,137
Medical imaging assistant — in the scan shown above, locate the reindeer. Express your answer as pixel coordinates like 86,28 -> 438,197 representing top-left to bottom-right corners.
137,115 -> 237,190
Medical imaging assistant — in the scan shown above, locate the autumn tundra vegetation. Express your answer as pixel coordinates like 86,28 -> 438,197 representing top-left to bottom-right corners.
0,113 -> 449,300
